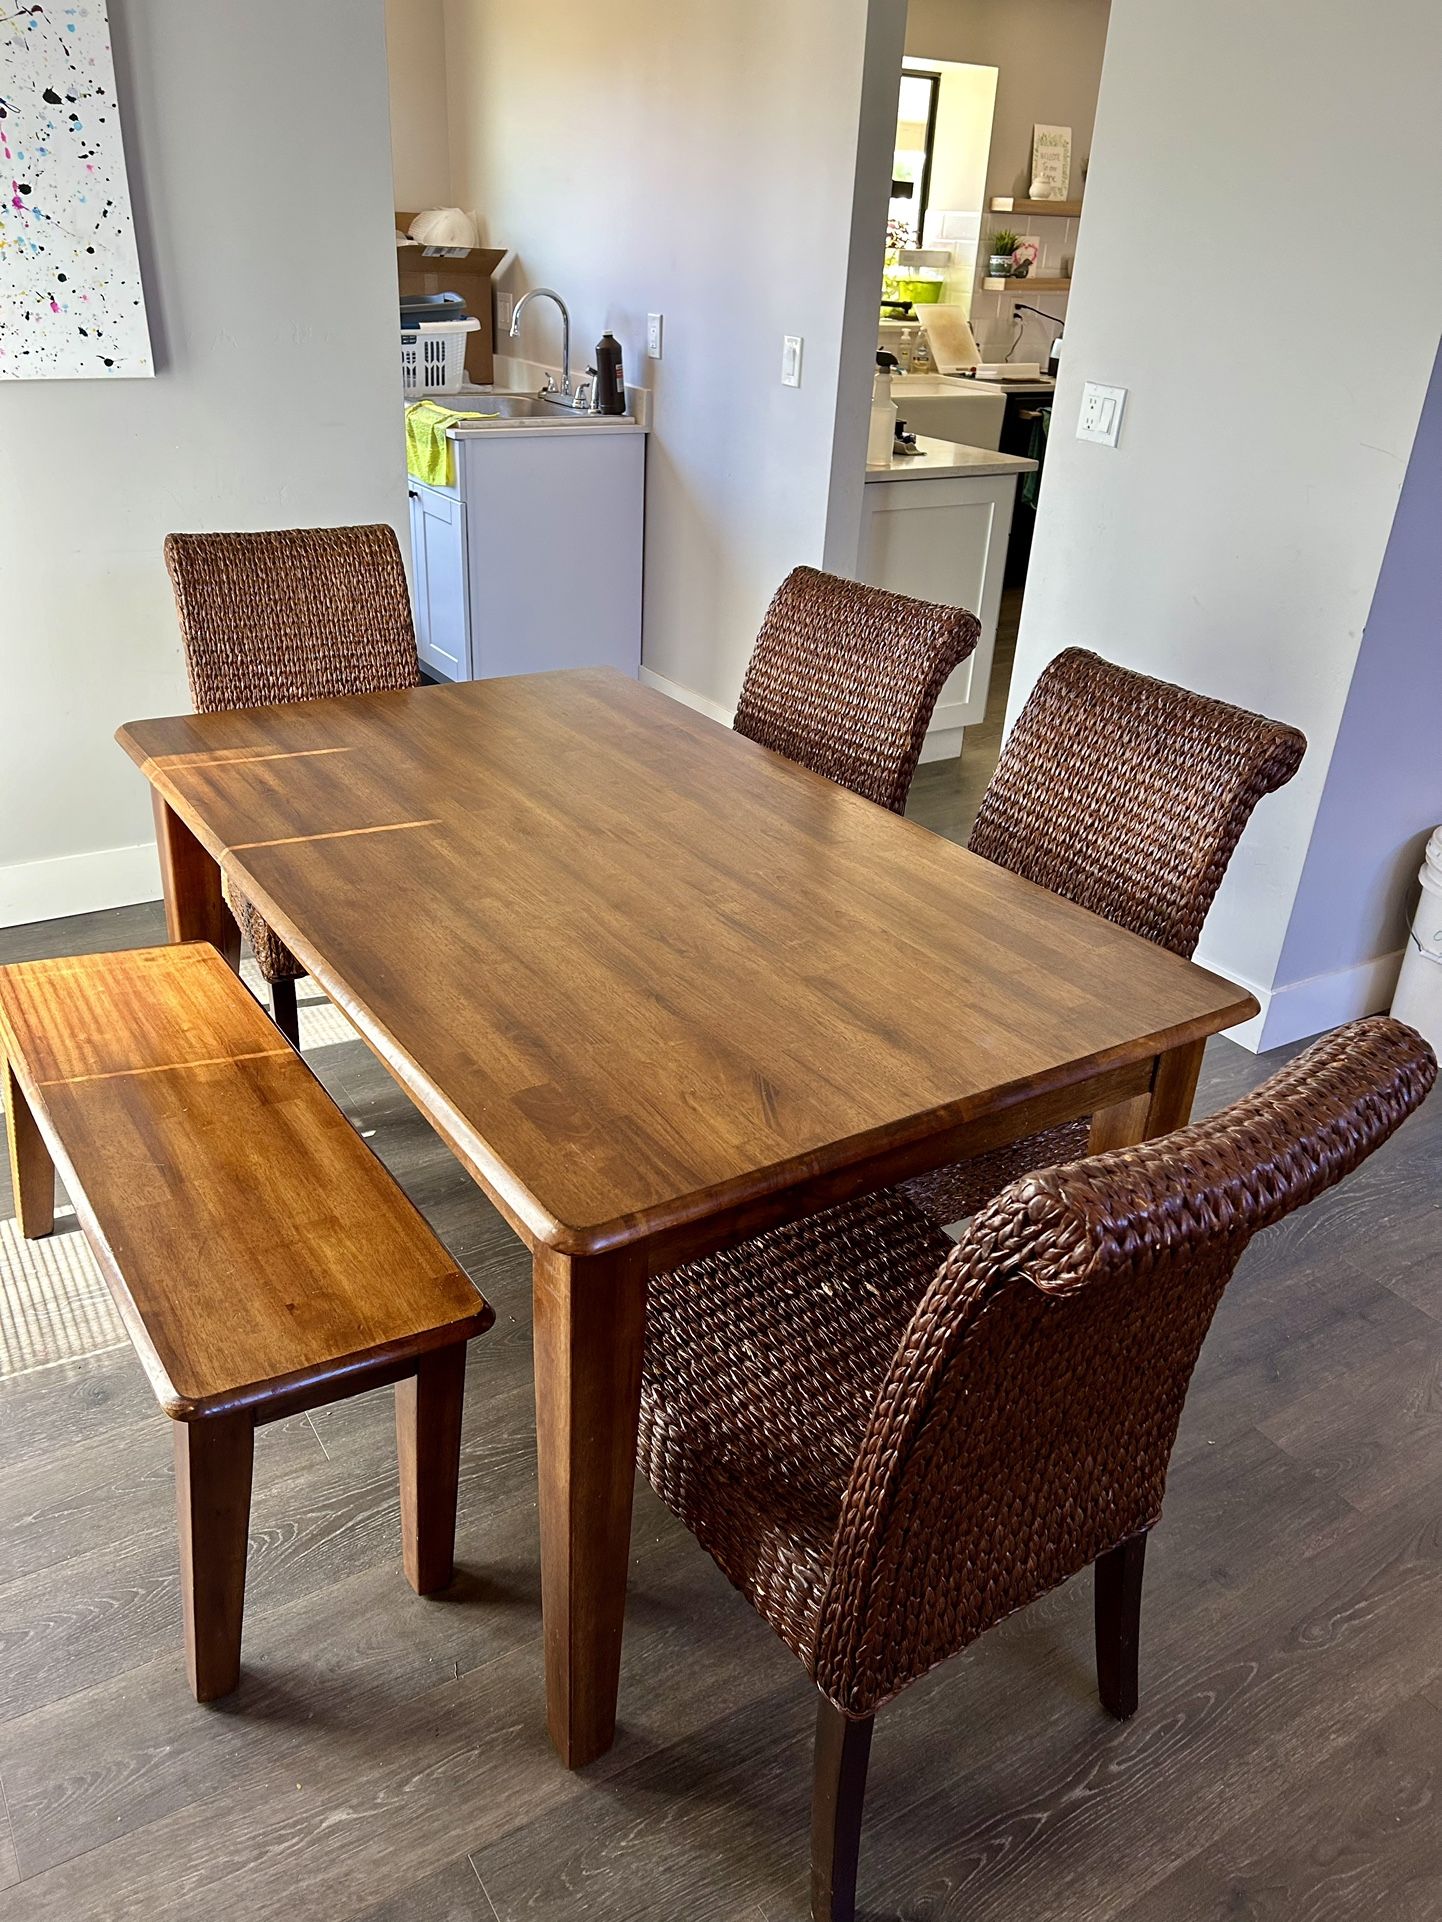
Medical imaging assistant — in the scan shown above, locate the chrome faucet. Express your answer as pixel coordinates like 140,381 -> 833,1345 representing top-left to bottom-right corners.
508,287 -> 572,399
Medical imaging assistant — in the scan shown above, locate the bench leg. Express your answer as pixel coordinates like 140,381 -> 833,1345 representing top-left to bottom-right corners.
4,1058 -> 55,1239
396,1344 -> 467,1595
174,1412 -> 254,1702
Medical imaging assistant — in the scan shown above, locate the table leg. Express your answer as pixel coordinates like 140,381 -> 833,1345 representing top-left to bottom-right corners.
4,1058 -> 55,1239
152,790 -> 241,969
1089,1037 -> 1206,1152
531,1242 -> 648,1768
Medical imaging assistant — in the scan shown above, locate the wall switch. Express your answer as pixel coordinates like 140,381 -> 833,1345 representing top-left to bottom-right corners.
496,290 -> 514,331
1077,381 -> 1126,446
646,312 -> 664,360
781,334 -> 804,387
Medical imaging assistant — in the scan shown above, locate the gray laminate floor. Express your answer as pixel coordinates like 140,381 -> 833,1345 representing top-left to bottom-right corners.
0,658 -> 1436,1920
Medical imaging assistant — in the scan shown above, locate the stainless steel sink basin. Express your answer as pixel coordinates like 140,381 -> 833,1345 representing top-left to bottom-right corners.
410,390 -> 632,426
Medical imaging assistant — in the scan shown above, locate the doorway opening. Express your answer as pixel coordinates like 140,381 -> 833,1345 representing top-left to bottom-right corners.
853,1 -> 1113,846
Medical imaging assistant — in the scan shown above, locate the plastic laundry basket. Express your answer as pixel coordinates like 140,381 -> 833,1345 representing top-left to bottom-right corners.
400,318 -> 480,395
1391,825 -> 1442,1053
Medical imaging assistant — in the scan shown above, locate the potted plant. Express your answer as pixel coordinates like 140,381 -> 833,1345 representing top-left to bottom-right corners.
987,229 -> 1020,277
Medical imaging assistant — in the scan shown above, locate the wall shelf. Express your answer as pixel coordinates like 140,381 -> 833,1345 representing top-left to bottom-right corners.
989,197 -> 1083,218
983,276 -> 1072,293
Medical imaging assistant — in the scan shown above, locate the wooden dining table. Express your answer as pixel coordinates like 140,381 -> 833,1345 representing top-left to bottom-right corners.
117,665 -> 1256,1768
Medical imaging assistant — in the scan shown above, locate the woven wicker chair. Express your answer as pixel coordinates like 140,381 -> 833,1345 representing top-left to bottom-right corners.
164,525 -> 420,1045
904,647 -> 1307,1225
733,567 -> 981,814
639,1016 -> 1436,1922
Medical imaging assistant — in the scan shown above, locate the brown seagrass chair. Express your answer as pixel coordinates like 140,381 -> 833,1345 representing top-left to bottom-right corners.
638,1016 -> 1436,1922
164,525 -> 420,1046
904,647 -> 1307,1225
733,566 -> 980,814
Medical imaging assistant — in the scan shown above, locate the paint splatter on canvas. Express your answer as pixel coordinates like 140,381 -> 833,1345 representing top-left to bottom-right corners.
0,2 -> 151,379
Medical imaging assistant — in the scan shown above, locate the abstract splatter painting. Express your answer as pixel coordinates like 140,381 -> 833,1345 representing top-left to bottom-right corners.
0,2 -> 152,378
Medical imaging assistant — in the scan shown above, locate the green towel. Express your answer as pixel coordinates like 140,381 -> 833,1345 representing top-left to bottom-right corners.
1021,407 -> 1050,512
405,399 -> 495,487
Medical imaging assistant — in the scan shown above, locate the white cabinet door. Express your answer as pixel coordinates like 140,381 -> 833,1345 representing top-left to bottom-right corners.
408,481 -> 470,682
458,433 -> 644,680
857,473 -> 1017,734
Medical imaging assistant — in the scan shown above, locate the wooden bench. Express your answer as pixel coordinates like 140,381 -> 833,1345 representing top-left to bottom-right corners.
0,942 -> 493,1702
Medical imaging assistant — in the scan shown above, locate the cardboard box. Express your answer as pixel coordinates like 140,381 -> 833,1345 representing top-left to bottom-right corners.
396,212 -> 508,385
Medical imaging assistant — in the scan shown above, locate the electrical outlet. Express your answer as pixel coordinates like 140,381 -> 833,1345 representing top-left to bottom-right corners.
781,334 -> 803,387
1077,381 -> 1126,446
646,312 -> 664,360
496,290 -> 515,331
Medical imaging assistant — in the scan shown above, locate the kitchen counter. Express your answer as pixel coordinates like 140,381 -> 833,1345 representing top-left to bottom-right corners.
866,435 -> 1037,483
859,436 -> 1033,751
971,377 -> 1055,396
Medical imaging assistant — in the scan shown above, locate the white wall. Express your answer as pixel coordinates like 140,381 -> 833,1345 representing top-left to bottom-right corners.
385,0 -> 452,209
443,0 -> 905,717
1008,0 -> 1442,1046
905,0 -> 1111,359
911,61 -> 998,312
0,0 -> 405,927
925,65 -> 995,220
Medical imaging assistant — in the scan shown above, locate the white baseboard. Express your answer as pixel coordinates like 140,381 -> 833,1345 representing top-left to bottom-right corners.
918,726 -> 964,765
1216,948 -> 1406,1053
638,666 -> 733,728
0,841 -> 161,930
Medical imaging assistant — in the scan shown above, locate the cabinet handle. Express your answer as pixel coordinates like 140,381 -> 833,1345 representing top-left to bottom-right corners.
408,488 -> 419,500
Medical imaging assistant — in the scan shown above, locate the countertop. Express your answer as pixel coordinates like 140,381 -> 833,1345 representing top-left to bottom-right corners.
896,372 -> 1056,398
970,376 -> 1056,396
405,385 -> 647,439
865,435 -> 1038,483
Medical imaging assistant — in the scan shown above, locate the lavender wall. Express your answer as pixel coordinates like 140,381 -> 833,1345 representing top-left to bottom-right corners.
1275,343 -> 1442,1003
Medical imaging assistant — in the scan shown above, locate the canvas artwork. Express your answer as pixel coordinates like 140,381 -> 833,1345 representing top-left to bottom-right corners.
0,1 -> 152,379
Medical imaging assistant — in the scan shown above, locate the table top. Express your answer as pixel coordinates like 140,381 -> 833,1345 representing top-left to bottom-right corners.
118,669 -> 1256,1255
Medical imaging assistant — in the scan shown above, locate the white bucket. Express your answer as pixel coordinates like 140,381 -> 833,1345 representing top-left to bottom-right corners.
1390,825 -> 1442,1053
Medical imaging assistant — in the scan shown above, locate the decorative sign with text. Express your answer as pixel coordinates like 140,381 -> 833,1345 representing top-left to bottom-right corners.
1029,125 -> 1073,202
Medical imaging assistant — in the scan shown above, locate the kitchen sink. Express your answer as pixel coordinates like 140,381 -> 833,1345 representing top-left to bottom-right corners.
409,389 -> 632,425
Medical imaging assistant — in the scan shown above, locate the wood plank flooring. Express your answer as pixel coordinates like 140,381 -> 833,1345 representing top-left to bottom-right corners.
0,657 -> 1436,1919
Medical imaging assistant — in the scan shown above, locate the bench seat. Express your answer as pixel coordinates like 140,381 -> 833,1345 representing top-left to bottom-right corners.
0,941 -> 493,1699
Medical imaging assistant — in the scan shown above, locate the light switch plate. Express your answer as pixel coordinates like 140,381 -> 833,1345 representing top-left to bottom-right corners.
496,290 -> 515,331
781,334 -> 803,387
646,312 -> 663,360
1078,381 -> 1126,446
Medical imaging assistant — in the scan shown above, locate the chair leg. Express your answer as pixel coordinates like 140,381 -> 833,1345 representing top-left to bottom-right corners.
396,1343 -> 467,1595
269,976 -> 301,1048
811,1697 -> 874,1922
4,1058 -> 54,1239
174,1412 -> 254,1703
1095,1529 -> 1148,1719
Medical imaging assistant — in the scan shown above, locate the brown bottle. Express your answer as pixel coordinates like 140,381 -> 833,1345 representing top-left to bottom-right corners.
594,332 -> 626,415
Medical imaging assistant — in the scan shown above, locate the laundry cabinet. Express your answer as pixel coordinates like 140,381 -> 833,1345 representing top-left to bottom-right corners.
407,417 -> 645,684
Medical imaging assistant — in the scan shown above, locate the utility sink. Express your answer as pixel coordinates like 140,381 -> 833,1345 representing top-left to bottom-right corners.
411,390 -> 633,426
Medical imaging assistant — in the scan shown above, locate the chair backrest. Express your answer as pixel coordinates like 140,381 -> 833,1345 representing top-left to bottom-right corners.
968,648 -> 1306,956
164,524 -> 420,714
815,1016 -> 1435,1714
733,566 -> 980,814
